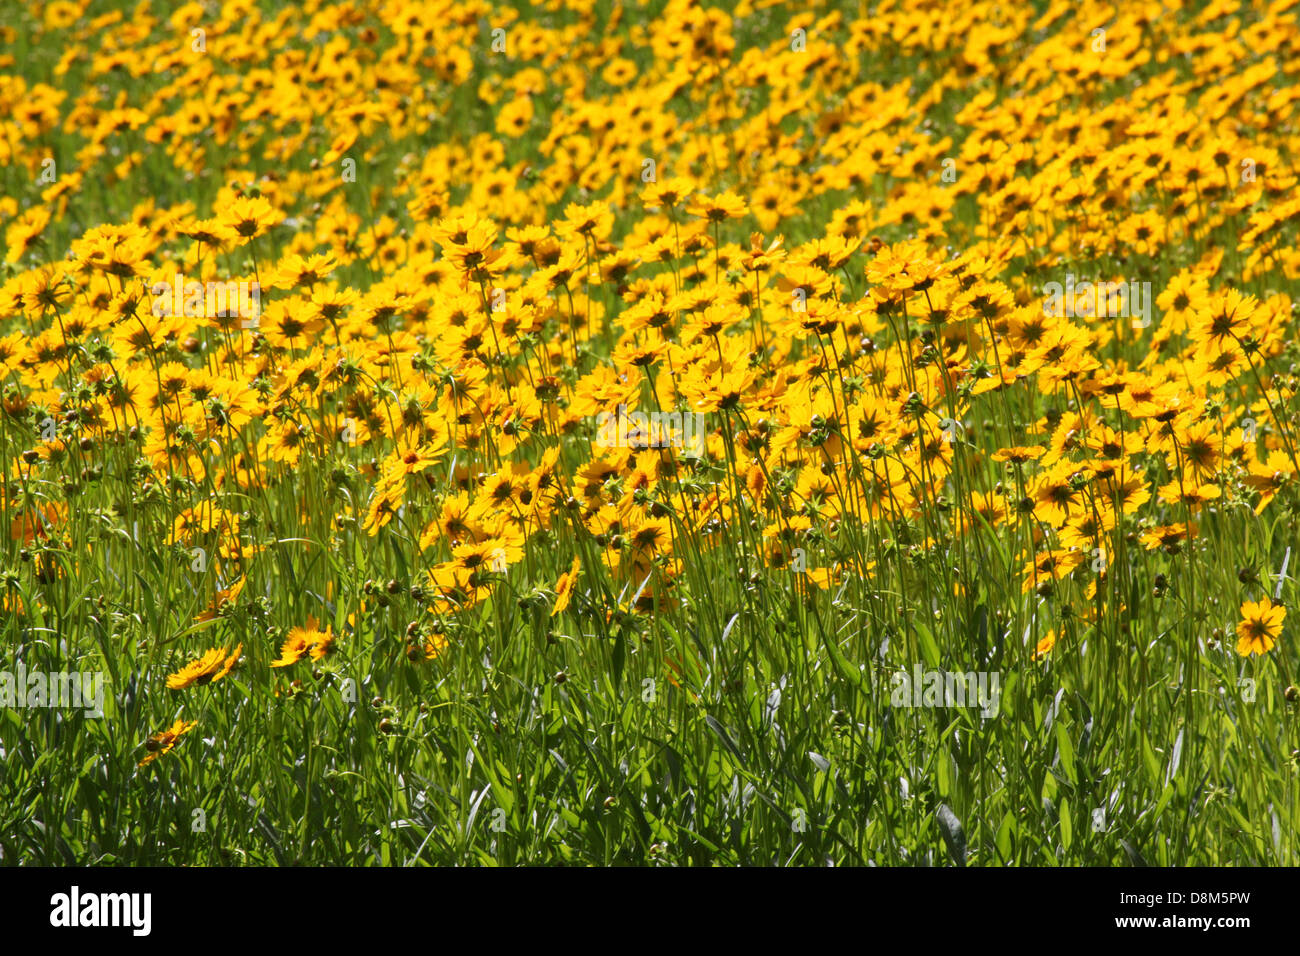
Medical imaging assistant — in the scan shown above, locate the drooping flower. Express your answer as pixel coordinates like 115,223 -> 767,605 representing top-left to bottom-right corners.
138,719 -> 198,766
552,557 -> 581,617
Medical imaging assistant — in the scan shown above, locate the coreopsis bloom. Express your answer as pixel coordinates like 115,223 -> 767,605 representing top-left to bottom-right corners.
1191,342 -> 1248,388
138,719 -> 197,766
419,491 -> 479,550
866,241 -> 941,296
73,223 -> 153,278
166,501 -> 228,544
627,516 -> 672,557
681,364 -> 754,414
992,445 -> 1045,464
270,635 -> 306,669
495,95 -> 534,137
552,557 -> 581,616
176,217 -> 236,247
166,648 -> 224,689
1157,477 -> 1221,511
436,215 -> 516,283
750,186 -> 800,233
1190,288 -> 1260,349
265,418 -> 312,468
1139,523 -> 1194,552
215,645 -> 243,680
687,191 -> 747,223
1021,549 -> 1086,592
5,206 -> 51,263
426,540 -> 510,605
217,195 -> 284,243
640,177 -> 697,211
273,619 -> 334,667
260,299 -> 325,347
557,201 -> 614,241
363,477 -> 405,535
1236,597 -> 1285,657
1242,451 -> 1293,515
9,503 -> 64,547
309,631 -> 337,661
382,436 -> 443,481
1156,271 -> 1209,327
423,632 -> 450,660
1028,462 -> 1088,526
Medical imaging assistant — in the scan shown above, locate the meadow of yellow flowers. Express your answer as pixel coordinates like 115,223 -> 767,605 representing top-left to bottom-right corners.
1,0 -> 1298,865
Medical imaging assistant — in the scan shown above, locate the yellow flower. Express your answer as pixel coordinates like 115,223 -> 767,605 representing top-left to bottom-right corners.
138,719 -> 197,766
495,95 -> 534,138
195,575 -> 246,622
213,644 -> 243,681
423,632 -> 450,660
309,631 -> 337,661
216,195 -> 283,243
271,627 -> 313,668
552,557 -> 581,617
166,648 -> 226,689
167,645 -> 243,689
5,206 -> 51,263
272,618 -> 334,667
687,190 -> 747,223
1236,597 -> 1285,657
640,177 -> 697,210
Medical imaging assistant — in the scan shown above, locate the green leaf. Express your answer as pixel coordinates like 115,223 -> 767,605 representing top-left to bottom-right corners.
823,634 -> 870,694
1141,733 -> 1161,787
681,827 -> 721,854
996,810 -> 1015,861
1153,782 -> 1174,818
705,715 -> 746,767
1055,719 -> 1076,784
936,803 -> 966,866
915,620 -> 941,670
1120,839 -> 1150,867
611,631 -> 624,693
